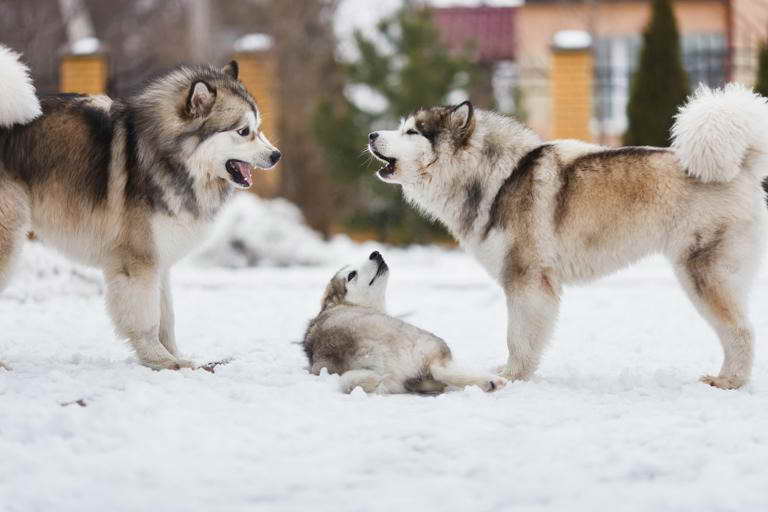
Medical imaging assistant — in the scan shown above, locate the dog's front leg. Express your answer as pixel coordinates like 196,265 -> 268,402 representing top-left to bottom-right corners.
159,271 -> 179,357
104,262 -> 193,370
501,278 -> 560,381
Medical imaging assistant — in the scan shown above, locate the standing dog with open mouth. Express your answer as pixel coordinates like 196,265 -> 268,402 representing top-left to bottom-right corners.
0,46 -> 280,370
303,251 -> 506,394
368,86 -> 768,389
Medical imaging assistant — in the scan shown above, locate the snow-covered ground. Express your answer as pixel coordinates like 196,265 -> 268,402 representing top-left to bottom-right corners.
2,239 -> 768,511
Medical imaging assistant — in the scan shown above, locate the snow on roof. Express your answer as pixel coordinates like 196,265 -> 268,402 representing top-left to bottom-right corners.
552,30 -> 592,50
70,37 -> 102,55
234,33 -> 274,53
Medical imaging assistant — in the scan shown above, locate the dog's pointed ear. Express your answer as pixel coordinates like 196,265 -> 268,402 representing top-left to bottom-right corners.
449,100 -> 475,146
321,277 -> 346,310
223,60 -> 239,80
187,81 -> 216,117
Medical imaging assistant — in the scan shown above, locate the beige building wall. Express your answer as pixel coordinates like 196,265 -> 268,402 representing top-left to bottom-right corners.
732,0 -> 768,85
516,0 -> 726,141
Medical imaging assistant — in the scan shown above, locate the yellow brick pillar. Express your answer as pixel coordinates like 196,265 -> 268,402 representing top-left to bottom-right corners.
60,54 -> 107,95
233,40 -> 280,197
551,31 -> 593,142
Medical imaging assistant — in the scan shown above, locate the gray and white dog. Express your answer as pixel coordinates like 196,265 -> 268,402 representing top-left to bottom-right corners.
0,46 -> 280,370
368,85 -> 768,389
303,251 -> 507,394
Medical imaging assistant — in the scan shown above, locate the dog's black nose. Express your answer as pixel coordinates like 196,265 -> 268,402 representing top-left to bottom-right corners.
368,132 -> 379,142
370,251 -> 382,261
269,150 -> 282,165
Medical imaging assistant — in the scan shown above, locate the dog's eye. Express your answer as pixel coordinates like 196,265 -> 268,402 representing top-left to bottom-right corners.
237,126 -> 250,137
406,129 -> 418,135
347,271 -> 357,282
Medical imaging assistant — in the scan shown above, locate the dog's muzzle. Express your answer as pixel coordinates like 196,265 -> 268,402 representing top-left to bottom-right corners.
225,159 -> 254,188
369,251 -> 388,285
368,145 -> 397,178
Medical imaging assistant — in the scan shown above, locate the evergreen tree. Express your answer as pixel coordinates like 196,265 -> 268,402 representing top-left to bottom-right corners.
314,6 -> 478,244
755,41 -> 768,99
624,0 -> 689,147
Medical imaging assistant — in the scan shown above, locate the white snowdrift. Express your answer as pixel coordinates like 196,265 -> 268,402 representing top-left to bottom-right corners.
7,242 -> 103,301
191,194 -> 360,268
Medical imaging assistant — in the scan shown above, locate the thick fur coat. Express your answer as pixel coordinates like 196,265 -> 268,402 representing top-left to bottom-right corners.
0,46 -> 280,370
368,86 -> 768,389
303,252 -> 506,394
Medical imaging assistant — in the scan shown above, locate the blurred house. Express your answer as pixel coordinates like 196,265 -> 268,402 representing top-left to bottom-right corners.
434,6 -> 517,61
433,6 -> 518,110
434,0 -> 768,145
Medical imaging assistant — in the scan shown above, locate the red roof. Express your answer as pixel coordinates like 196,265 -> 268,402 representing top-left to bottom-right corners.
433,6 -> 517,62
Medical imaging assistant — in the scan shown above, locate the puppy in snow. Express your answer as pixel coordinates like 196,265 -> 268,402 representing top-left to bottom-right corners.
303,251 -> 506,394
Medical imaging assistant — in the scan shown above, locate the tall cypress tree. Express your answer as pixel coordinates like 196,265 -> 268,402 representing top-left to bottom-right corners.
624,0 -> 689,147
755,41 -> 768,98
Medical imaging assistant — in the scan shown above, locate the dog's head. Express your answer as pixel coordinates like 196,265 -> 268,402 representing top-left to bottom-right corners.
367,101 -> 475,186
321,251 -> 389,312
137,61 -> 281,190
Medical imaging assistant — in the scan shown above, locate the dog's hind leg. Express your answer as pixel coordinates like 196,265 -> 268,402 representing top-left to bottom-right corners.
159,271 -> 178,357
430,362 -> 507,392
672,224 -> 764,389
339,369 -> 384,394
104,260 -> 194,370
0,179 -> 31,371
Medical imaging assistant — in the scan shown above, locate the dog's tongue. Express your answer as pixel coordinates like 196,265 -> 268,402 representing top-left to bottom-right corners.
234,161 -> 253,186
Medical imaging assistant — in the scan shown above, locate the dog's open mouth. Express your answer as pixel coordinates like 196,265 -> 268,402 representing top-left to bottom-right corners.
369,260 -> 389,286
370,147 -> 397,178
225,159 -> 254,188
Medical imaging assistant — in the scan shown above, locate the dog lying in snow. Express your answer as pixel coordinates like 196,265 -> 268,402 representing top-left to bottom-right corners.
302,251 -> 507,394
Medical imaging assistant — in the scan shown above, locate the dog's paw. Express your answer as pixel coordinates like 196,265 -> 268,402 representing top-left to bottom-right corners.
700,374 -> 746,390
496,365 -> 531,382
482,377 -> 508,392
142,358 -> 198,371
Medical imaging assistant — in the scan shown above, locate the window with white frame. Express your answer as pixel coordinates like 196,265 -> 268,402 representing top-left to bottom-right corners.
593,32 -> 726,136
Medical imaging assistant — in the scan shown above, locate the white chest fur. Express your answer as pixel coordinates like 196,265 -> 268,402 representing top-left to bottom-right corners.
152,214 -> 213,269
461,231 -> 510,286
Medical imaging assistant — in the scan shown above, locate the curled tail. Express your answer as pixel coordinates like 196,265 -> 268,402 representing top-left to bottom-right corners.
0,45 -> 41,128
672,83 -> 768,182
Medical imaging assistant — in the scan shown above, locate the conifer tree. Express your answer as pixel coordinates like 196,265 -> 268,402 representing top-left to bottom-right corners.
624,0 -> 689,147
314,6 -> 478,243
755,41 -> 768,99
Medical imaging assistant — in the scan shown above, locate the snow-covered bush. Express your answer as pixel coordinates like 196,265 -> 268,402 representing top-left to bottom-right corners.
192,194 -> 356,268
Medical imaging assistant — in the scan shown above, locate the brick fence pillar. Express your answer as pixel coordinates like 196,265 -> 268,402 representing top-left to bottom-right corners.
60,53 -> 107,95
233,40 -> 280,197
550,31 -> 593,142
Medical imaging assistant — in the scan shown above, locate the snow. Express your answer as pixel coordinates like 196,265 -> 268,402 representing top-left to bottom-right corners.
70,37 -> 101,55
552,30 -> 592,50
2,235 -> 768,510
191,194 -> 361,268
233,33 -> 274,53
344,84 -> 389,115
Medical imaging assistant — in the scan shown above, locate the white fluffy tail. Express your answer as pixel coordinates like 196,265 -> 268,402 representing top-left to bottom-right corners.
672,83 -> 768,182
0,45 -> 41,128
